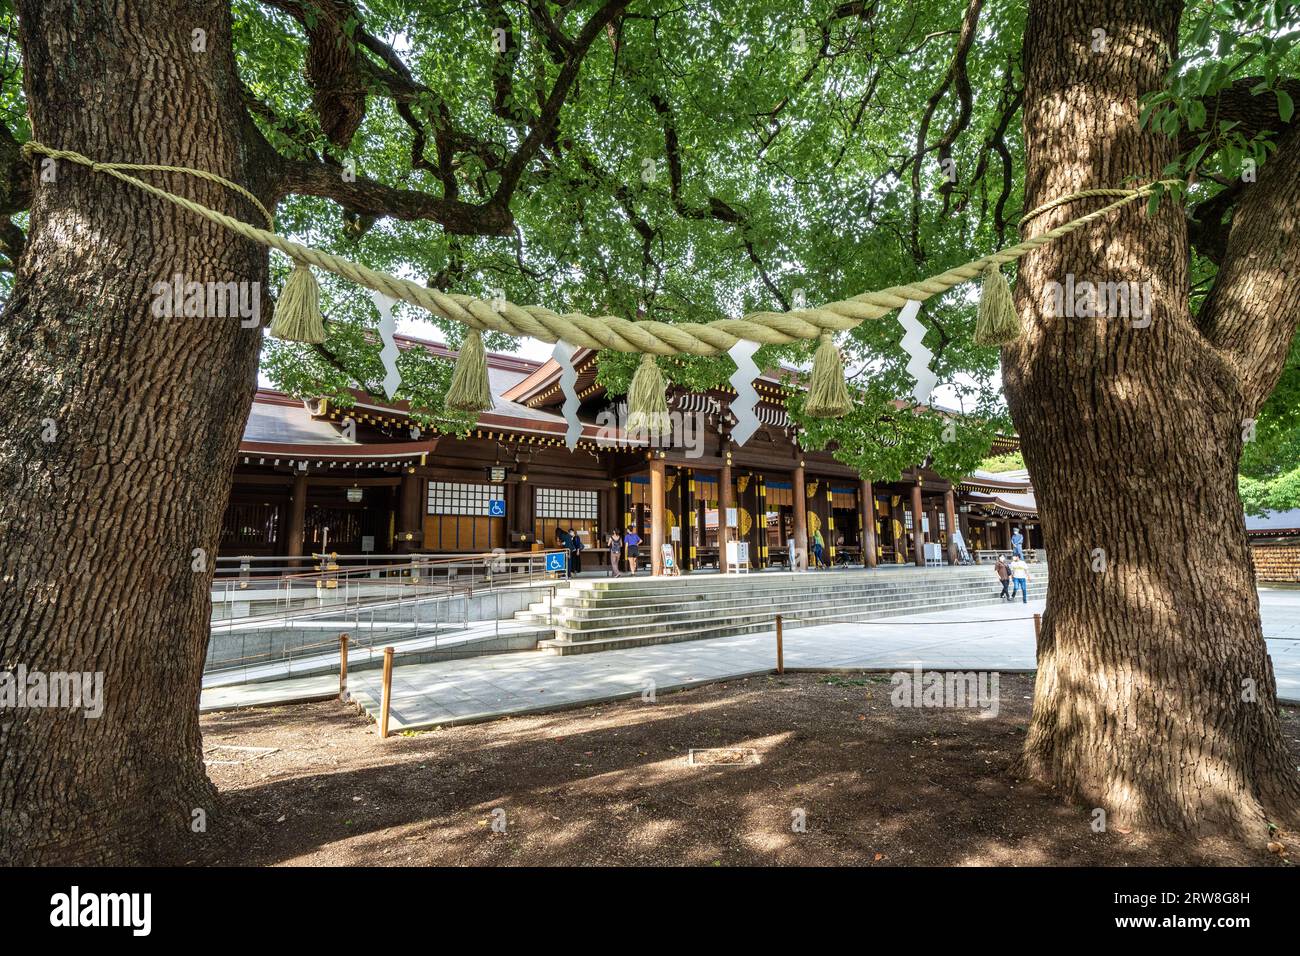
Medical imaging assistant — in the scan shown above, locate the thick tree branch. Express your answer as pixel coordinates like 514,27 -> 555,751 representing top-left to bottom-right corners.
261,0 -> 370,148
491,0 -> 629,205
277,159 -> 514,235
1199,123 -> 1300,413
908,0 -> 983,261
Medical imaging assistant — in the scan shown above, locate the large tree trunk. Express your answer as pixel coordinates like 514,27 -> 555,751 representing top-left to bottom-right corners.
1007,0 -> 1300,837
0,1 -> 272,862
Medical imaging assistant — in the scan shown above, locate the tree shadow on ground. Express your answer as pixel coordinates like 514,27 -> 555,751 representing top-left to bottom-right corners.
190,672 -> 1296,866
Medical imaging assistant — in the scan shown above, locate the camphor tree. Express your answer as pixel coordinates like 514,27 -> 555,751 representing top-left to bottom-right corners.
0,0 -> 1297,862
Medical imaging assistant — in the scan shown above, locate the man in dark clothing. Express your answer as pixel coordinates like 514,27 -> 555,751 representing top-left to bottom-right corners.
567,526 -> 583,574
995,555 -> 1011,600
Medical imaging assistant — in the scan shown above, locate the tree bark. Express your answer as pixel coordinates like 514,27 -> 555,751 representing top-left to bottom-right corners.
0,0 -> 274,862
1006,0 -> 1300,837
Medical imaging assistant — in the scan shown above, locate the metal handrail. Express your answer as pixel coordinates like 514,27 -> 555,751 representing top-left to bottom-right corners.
212,548 -> 565,625
206,549 -> 569,677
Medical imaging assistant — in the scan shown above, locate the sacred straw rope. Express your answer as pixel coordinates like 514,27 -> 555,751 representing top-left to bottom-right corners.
22,142 -> 1179,356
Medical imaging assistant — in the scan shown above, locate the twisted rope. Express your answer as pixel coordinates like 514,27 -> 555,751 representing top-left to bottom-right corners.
22,141 -> 1178,357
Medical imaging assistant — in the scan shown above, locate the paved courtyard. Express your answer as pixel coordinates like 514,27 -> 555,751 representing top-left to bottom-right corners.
201,586 -> 1300,729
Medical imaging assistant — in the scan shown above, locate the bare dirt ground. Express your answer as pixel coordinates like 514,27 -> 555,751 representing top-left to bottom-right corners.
193,672 -> 1299,866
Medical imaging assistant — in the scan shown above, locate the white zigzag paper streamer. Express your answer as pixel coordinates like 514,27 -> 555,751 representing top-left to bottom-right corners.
371,290 -> 402,400
552,341 -> 581,450
896,299 -> 936,406
727,339 -> 761,447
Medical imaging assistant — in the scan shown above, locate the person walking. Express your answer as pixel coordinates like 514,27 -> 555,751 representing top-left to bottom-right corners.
995,555 -> 1011,601
1009,554 -> 1030,603
812,527 -> 826,569
1010,527 -> 1024,558
607,530 -> 622,577
623,526 -> 642,574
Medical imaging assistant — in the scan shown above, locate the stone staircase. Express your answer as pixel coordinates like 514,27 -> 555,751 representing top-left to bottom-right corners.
517,565 -> 1048,656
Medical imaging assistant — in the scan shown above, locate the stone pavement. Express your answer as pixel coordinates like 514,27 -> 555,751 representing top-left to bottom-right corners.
199,587 -> 1300,729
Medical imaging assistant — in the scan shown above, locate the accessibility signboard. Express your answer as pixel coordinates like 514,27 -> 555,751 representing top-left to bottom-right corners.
488,499 -> 506,517
545,551 -> 567,573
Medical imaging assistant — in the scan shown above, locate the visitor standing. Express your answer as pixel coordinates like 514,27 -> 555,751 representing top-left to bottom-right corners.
607,530 -> 622,577
567,525 -> 583,574
812,527 -> 826,569
624,527 -> 642,574
1009,554 -> 1029,603
1011,527 -> 1024,558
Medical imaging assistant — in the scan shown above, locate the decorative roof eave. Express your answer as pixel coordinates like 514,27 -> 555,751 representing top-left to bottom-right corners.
238,437 -> 438,463
501,348 -> 600,406
960,481 -> 1033,494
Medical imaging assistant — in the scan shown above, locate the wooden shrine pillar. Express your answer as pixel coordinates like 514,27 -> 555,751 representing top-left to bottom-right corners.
756,475 -> 768,568
824,484 -> 836,563
398,467 -> 422,552
649,456 -> 666,575
792,460 -> 808,570
909,479 -> 925,566
517,472 -> 533,547
506,479 -> 520,542
860,478 -> 877,568
944,485 -> 958,565
720,457 -> 734,573
286,471 -> 308,564
680,470 -> 694,572
604,481 -> 619,544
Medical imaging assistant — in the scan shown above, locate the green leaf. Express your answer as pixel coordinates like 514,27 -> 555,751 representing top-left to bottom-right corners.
1278,89 -> 1294,123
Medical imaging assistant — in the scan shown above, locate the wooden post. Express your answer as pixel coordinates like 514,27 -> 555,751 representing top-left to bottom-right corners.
398,467 -> 422,552
792,461 -> 808,570
338,633 -> 349,701
379,645 -> 394,738
910,478 -> 926,567
649,455 -> 666,576
720,457 -> 734,573
944,485 -> 959,565
775,613 -> 784,674
286,471 -> 308,567
1033,613 -> 1042,661
860,478 -> 877,568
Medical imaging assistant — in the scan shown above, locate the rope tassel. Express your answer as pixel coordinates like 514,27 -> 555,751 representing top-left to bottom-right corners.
269,261 -> 327,344
974,263 -> 1021,346
804,332 -> 853,418
626,353 -> 669,433
446,328 -> 494,412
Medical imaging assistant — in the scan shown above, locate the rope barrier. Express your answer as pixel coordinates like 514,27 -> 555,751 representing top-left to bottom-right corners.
20,140 -> 1179,357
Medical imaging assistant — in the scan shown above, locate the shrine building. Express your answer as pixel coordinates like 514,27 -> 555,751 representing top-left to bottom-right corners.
221,335 -> 1043,572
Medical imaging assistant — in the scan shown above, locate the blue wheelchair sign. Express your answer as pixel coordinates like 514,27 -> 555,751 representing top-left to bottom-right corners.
488,499 -> 506,517
545,551 -> 567,573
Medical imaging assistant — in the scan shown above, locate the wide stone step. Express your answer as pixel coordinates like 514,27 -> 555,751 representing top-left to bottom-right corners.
546,574 -> 1047,610
537,575 -> 1048,618
543,582 -> 1027,619
544,591 -> 1047,642
534,587 -> 1034,634
565,567 -> 1035,593
536,590 -> 1045,655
